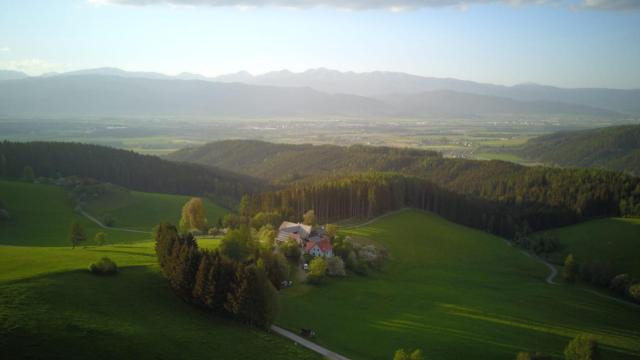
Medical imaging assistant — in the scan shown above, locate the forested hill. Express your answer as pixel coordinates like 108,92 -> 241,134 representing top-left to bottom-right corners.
166,140 -> 442,183
516,124 -> 640,176
0,141 -> 266,207
169,140 -> 640,230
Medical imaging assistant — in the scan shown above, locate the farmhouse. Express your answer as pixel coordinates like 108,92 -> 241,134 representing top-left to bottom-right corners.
276,221 -> 312,244
304,238 -> 333,257
277,221 -> 334,257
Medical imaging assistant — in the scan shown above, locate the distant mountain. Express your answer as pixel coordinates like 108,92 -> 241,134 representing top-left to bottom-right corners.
212,68 -> 640,115
0,75 -> 391,117
516,124 -> 640,175
380,90 -> 618,117
0,70 -> 28,81
54,67 -> 173,80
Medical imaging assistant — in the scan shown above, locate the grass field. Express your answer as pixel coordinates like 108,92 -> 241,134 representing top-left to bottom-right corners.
0,179 -> 317,359
277,210 -> 640,360
541,217 -> 640,278
83,186 -> 228,232
0,180 -> 144,246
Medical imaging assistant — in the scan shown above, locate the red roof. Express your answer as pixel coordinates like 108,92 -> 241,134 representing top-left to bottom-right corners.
304,239 -> 333,254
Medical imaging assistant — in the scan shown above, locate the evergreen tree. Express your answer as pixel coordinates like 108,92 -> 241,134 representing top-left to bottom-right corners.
0,154 -> 7,177
226,264 -> 279,328
69,221 -> 86,249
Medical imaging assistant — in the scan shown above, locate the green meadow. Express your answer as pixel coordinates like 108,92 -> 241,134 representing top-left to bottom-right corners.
83,185 -> 228,232
542,217 -> 640,278
277,210 -> 640,360
0,180 -> 317,360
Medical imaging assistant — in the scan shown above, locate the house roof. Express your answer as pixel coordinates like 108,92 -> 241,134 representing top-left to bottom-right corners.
279,221 -> 312,235
305,239 -> 332,253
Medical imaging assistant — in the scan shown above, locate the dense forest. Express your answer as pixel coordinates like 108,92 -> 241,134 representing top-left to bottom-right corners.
245,172 -> 639,237
515,124 -> 640,175
165,140 -> 442,183
0,141 -> 266,207
169,140 -> 640,221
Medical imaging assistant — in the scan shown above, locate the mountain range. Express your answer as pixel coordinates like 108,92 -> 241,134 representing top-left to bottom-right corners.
0,67 -> 638,117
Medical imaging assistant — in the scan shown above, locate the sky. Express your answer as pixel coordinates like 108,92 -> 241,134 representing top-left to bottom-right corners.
0,0 -> 639,88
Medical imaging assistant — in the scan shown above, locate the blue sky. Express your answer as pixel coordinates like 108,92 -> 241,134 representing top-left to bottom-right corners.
0,0 -> 639,88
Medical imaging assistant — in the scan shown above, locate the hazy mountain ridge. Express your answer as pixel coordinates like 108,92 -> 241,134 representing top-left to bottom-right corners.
0,70 -> 625,118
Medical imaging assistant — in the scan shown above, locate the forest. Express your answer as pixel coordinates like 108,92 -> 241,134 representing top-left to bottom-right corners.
0,141 -> 266,208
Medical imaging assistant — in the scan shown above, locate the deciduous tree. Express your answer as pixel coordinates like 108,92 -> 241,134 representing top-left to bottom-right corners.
69,221 -> 86,249
179,197 -> 208,232
564,334 -> 599,360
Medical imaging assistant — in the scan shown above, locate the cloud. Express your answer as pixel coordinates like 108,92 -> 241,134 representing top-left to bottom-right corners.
580,0 -> 640,11
0,47 -> 9,53
86,0 -> 640,11
0,58 -> 60,75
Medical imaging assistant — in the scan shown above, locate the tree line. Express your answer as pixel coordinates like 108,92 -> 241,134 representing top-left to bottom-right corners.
0,141 -> 266,208
244,172 -> 616,238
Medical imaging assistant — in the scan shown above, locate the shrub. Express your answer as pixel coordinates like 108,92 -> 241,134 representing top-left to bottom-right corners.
564,334 -> 599,360
94,232 -> 107,246
102,214 -> 116,227
563,254 -> 577,283
89,257 -> 118,275
307,257 -> 327,284
629,283 -> 640,303
326,256 -> 346,276
609,274 -> 631,295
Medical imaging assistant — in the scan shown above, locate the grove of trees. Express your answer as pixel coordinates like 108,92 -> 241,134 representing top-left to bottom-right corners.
154,222 -> 282,328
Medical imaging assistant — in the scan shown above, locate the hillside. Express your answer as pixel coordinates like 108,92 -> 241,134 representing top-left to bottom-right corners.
0,141 -> 266,207
0,179 -> 317,359
166,140 -> 441,182
541,217 -> 640,279
515,124 -> 640,175
168,140 -> 640,235
277,210 -> 640,359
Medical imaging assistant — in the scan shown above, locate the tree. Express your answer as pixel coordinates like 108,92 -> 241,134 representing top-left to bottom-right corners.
94,232 -> 107,246
220,226 -> 255,261
22,165 -> 34,182
303,210 -> 317,226
257,224 -> 277,250
564,334 -> 599,360
609,274 -> 631,295
179,197 -> 208,233
307,257 -> 327,284
225,264 -> 279,328
325,223 -> 338,238
393,348 -> 424,360
69,221 -> 86,249
563,254 -> 577,283
326,256 -> 346,276
280,237 -> 301,260
259,251 -> 290,289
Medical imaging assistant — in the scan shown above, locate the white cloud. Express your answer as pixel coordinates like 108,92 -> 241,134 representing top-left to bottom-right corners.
0,47 -> 10,53
86,0 -> 640,11
0,58 -> 61,75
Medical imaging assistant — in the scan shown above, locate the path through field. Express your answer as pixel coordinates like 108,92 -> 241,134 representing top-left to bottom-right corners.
78,208 -> 150,234
270,325 -> 350,360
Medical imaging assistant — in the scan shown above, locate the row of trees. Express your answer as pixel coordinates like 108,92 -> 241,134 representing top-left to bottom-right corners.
563,254 -> 640,303
154,223 -> 282,327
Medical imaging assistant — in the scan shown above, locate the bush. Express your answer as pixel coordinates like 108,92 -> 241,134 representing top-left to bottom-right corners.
579,260 -> 614,287
89,257 -> 118,275
102,214 -> 116,227
609,274 -> 631,295
326,256 -> 346,276
564,334 -> 599,360
307,257 -> 327,285
629,283 -> 640,303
